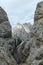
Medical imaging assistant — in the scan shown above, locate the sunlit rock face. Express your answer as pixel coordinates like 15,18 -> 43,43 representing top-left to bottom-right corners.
12,23 -> 32,33
23,23 -> 32,33
12,23 -> 32,41
16,23 -> 23,29
12,23 -> 29,41
0,7 -> 12,38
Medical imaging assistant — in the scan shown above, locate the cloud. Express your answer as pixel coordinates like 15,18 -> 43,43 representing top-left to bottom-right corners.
0,0 -> 43,27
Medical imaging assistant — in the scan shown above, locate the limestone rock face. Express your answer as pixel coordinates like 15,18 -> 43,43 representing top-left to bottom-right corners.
0,7 -> 12,38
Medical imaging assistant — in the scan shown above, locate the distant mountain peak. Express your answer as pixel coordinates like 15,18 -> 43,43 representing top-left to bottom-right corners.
12,22 -> 33,34
16,23 -> 23,29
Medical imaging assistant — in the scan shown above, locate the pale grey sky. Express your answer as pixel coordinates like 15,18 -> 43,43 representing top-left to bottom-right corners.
0,0 -> 43,27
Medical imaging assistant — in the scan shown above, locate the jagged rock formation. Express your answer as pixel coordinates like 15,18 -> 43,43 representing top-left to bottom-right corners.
12,23 -> 32,33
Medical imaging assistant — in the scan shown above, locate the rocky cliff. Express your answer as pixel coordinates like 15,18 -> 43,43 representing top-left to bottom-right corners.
0,1 -> 43,65
0,7 -> 17,65
0,7 -> 12,38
